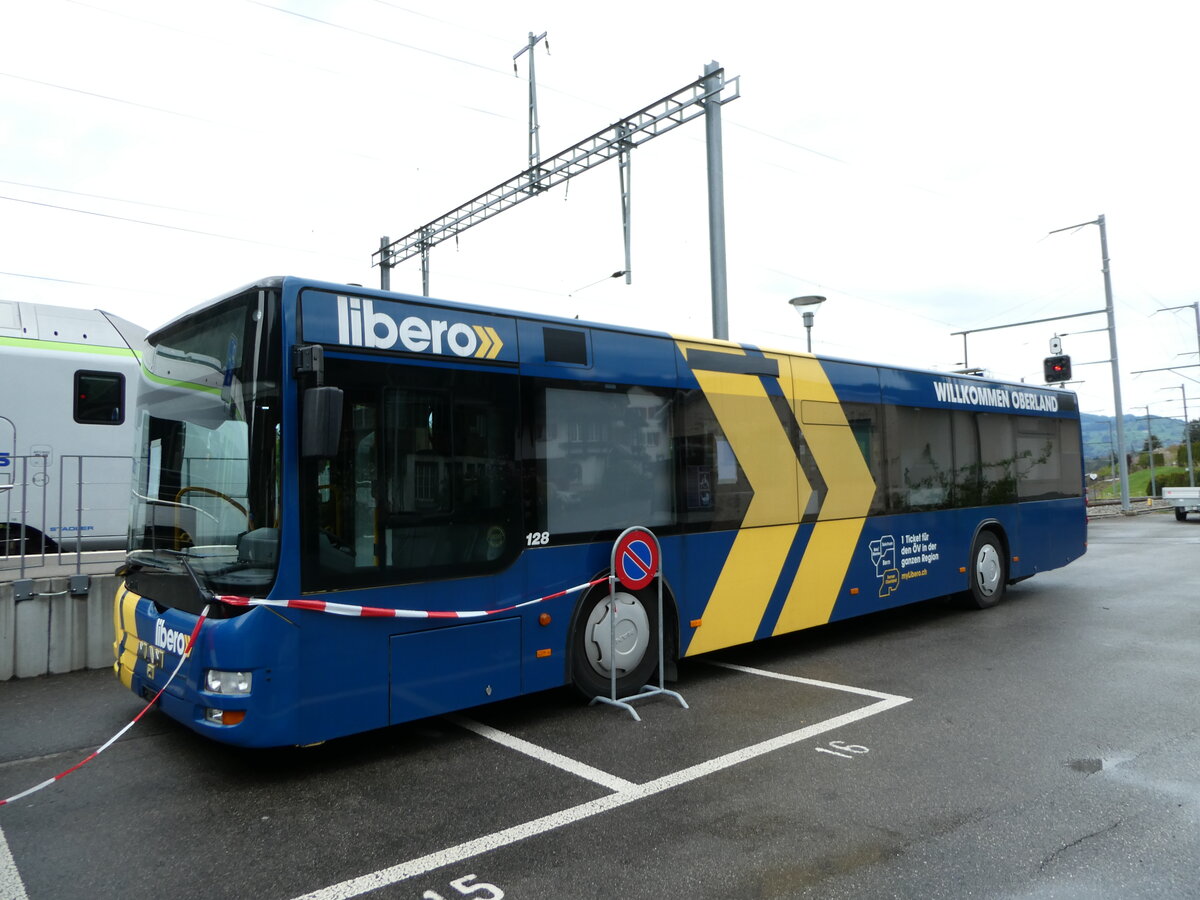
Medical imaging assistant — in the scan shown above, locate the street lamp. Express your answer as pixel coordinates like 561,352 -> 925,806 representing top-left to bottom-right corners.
789,295 -> 826,352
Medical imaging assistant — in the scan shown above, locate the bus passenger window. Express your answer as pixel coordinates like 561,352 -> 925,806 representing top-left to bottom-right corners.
977,414 -> 1017,504
675,387 -> 753,529
884,407 -> 953,512
303,361 -> 520,591
1017,417 -> 1079,500
951,410 -> 981,507
841,403 -> 885,516
537,385 -> 673,536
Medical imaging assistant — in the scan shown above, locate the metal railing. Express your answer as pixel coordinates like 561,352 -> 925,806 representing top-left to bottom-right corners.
1,454 -> 132,579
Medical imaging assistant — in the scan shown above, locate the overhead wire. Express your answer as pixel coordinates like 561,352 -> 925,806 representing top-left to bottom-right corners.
0,195 -> 342,255
0,71 -> 214,124
8,0 -> 1184,359
0,178 -> 219,218
243,0 -> 511,77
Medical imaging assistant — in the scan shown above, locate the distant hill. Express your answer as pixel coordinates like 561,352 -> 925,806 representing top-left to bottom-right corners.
1080,412 -> 1186,468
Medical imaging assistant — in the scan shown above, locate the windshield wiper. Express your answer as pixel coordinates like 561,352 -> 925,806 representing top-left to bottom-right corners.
116,554 -> 174,576
160,549 -> 219,607
118,550 -> 218,608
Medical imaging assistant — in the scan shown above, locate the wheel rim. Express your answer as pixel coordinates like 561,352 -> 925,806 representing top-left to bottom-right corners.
975,543 -> 1002,597
583,591 -> 650,678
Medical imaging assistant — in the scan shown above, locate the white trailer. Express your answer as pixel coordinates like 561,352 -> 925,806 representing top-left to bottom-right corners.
1162,485 -> 1200,522
0,300 -> 146,554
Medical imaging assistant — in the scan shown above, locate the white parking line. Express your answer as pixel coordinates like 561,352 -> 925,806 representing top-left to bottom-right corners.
293,668 -> 912,900
0,824 -> 30,900
707,661 -> 903,699
447,715 -> 637,793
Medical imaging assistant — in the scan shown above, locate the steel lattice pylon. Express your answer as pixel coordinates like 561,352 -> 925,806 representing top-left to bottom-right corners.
373,68 -> 739,274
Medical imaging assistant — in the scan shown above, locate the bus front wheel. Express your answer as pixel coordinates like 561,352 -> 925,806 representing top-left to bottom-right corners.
966,530 -> 1006,609
570,583 -> 658,699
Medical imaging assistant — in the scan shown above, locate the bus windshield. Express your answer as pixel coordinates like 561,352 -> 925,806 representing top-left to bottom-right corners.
125,288 -> 282,605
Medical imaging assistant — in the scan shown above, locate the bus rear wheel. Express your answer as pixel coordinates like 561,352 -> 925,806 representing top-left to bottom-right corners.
570,583 -> 658,699
965,530 -> 1006,609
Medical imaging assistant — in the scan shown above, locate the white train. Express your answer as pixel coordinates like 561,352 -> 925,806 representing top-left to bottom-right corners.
0,300 -> 146,554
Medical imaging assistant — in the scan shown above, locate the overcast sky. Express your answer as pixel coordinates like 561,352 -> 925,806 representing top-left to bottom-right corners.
3,0 -> 1198,435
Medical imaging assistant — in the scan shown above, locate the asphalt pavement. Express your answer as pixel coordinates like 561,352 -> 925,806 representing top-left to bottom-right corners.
2,512 -> 1198,900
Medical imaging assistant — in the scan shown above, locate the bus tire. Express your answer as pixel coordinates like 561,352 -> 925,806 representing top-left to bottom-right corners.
570,582 -> 659,699
966,530 -> 1006,609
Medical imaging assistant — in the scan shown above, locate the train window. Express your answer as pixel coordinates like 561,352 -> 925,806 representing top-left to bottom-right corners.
74,370 -> 125,425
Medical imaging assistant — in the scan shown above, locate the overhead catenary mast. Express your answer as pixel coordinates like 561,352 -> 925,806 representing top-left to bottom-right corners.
513,31 -> 549,176
375,58 -> 739,338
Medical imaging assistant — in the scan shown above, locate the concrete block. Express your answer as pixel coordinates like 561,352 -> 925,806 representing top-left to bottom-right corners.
87,575 -> 119,670
48,577 -> 74,675
68,588 -> 89,672
14,592 -> 49,678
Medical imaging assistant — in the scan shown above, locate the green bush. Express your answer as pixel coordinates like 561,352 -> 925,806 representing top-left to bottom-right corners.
1136,451 -> 1168,468
1157,470 -> 1200,489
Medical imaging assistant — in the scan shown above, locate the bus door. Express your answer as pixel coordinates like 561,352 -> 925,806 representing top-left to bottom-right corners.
301,356 -> 526,723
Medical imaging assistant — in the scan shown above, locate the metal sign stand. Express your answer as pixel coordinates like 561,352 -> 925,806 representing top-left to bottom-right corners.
591,526 -> 689,721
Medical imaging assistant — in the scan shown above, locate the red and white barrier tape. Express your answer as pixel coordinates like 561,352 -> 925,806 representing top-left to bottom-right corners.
1,606 -> 210,809
215,576 -> 607,619
2,575 -> 608,807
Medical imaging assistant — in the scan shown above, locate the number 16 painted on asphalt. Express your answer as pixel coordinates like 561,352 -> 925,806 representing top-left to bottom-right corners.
815,740 -> 869,759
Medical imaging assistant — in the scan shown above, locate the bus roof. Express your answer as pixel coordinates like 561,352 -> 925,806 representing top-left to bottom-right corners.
153,275 -> 1074,403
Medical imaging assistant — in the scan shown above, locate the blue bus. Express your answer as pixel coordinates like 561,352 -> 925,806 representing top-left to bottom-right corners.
114,276 -> 1086,747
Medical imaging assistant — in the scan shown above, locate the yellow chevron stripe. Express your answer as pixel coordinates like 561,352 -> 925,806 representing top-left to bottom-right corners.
791,356 -> 877,521
675,342 -> 809,654
685,524 -> 798,655
691,365 -> 799,526
674,340 -> 877,649
772,518 -> 866,635
770,357 -> 876,631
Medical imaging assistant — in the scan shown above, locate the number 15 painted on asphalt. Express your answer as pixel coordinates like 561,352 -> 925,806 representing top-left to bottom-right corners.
423,873 -> 504,900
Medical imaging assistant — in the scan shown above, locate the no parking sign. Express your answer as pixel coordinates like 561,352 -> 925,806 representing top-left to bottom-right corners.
595,525 -> 688,718
612,527 -> 659,591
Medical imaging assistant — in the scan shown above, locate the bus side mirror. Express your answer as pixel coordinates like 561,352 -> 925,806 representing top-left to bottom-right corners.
302,386 -> 343,458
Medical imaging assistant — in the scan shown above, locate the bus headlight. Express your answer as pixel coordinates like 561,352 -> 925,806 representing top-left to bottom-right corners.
204,669 -> 252,695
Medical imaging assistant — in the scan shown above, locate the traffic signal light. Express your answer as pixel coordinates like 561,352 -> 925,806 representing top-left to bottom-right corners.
1043,355 -> 1072,382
